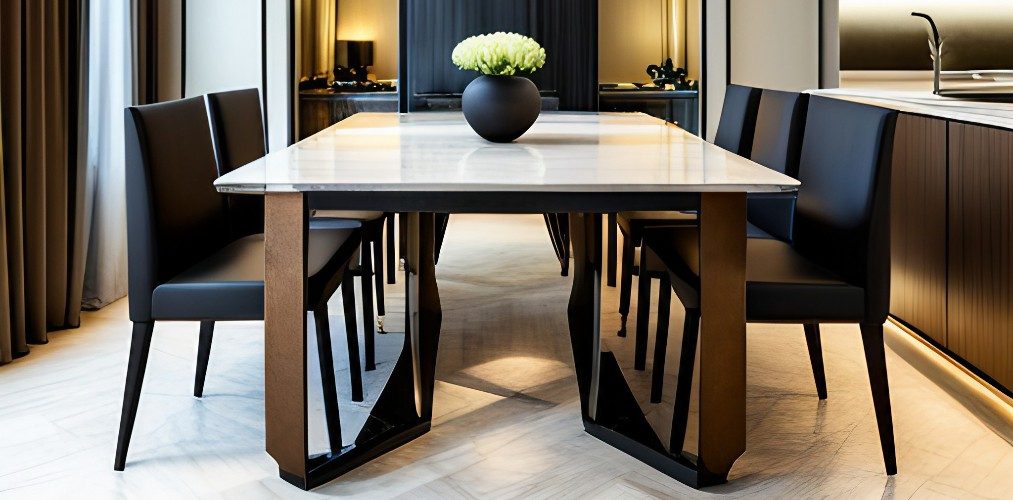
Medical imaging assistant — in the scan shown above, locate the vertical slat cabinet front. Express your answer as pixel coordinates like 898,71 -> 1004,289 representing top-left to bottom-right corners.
889,114 -> 948,345
948,122 -> 1013,390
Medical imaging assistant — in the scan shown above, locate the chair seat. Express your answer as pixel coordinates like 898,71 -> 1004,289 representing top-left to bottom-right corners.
312,210 -> 385,221
643,227 -> 865,322
617,211 -> 697,242
641,223 -> 773,275
151,230 -> 353,320
620,205 -> 788,243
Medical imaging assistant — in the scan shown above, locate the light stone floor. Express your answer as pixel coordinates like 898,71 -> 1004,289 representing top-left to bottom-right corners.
1,214 -> 1010,499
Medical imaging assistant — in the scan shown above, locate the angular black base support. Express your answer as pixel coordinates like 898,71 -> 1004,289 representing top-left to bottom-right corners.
584,423 -> 703,488
584,351 -> 728,488
276,213 -> 442,491
281,422 -> 431,490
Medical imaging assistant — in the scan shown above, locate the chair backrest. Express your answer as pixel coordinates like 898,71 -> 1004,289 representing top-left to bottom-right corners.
125,96 -> 230,322
792,96 -> 897,322
206,88 -> 267,237
713,84 -> 762,156
750,90 -> 808,177
745,90 -> 809,241
207,88 -> 267,174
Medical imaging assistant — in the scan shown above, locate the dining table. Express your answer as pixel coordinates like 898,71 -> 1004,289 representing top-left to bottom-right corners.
214,111 -> 800,490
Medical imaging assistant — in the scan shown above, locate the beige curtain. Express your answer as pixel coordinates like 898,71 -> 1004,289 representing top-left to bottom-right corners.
299,0 -> 337,80
1,0 -> 89,364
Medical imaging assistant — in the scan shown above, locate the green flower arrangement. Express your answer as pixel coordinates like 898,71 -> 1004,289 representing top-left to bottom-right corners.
451,32 -> 547,76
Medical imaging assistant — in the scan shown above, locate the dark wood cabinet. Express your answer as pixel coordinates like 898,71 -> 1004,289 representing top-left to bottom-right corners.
889,115 -> 1013,393
947,122 -> 1013,389
889,114 -> 948,345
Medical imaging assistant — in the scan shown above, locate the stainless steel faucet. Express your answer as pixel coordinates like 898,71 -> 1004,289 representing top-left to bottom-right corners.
911,12 -> 942,94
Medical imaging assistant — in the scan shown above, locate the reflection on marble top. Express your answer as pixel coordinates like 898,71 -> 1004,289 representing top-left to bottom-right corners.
811,88 -> 1013,131
214,112 -> 799,194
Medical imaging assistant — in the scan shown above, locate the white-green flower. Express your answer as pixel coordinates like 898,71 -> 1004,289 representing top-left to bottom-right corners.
452,32 -> 546,76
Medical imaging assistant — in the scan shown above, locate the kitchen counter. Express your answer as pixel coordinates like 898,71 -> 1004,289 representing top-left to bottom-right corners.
810,88 -> 1013,131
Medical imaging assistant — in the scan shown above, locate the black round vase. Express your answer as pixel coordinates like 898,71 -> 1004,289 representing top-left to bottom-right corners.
461,75 -> 541,143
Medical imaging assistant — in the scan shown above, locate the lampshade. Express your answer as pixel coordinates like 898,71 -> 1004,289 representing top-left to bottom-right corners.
335,40 -> 374,68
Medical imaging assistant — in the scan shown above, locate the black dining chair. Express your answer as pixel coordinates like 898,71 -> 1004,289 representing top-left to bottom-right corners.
206,88 -> 389,371
642,95 -> 898,474
631,89 -> 809,372
616,84 -> 763,336
115,96 -> 362,471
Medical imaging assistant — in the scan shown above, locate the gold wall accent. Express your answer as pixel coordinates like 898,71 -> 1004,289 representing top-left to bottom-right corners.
599,0 -> 690,84
337,0 -> 399,80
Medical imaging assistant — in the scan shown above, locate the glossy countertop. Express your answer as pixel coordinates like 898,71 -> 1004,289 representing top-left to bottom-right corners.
811,88 -> 1013,130
215,112 -> 799,194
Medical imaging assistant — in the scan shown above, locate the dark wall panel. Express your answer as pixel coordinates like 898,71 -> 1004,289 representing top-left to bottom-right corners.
530,0 -> 597,111
404,0 -> 597,111
408,0 -> 530,97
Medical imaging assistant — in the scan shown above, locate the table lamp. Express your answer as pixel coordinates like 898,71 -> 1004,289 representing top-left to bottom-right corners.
335,40 -> 374,83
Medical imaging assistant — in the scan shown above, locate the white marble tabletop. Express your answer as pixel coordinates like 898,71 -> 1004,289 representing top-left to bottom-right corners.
214,112 -> 799,194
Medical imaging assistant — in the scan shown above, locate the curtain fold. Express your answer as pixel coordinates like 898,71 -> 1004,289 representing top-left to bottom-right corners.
1,0 -> 89,364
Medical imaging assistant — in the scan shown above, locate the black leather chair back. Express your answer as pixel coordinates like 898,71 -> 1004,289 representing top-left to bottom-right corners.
793,96 -> 897,323
750,90 -> 808,177
207,88 -> 267,173
746,90 -> 809,241
714,84 -> 762,156
125,97 -> 230,322
207,88 -> 267,237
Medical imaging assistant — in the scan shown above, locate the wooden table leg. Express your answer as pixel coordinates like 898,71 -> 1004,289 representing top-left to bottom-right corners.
696,192 -> 747,484
264,192 -> 310,485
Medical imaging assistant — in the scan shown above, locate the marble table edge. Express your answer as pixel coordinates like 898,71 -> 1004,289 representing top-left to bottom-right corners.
214,182 -> 801,195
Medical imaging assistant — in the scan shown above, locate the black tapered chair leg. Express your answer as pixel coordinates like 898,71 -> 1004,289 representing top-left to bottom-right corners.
193,321 -> 215,398
114,321 -> 155,471
651,277 -> 672,403
860,322 -> 897,475
618,231 -> 634,336
312,307 -> 343,452
634,252 -> 653,371
341,274 -> 364,402
359,243 -> 377,372
670,308 -> 700,453
558,214 -> 570,277
398,213 -> 407,271
372,231 -> 386,319
607,213 -> 617,287
803,323 -> 828,399
386,213 -> 396,284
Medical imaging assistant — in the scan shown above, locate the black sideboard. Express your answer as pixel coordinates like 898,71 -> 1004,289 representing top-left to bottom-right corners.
298,90 -> 561,139
598,89 -> 699,134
